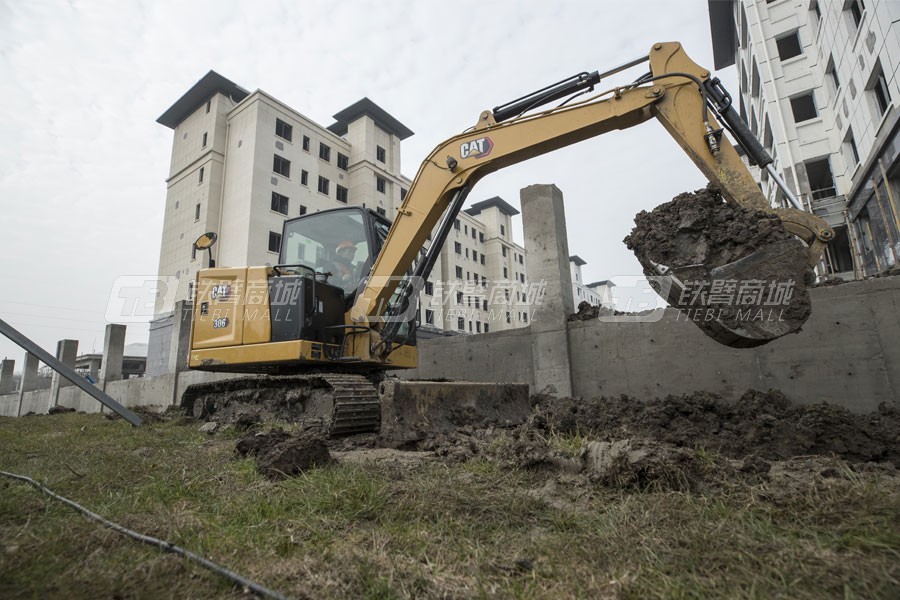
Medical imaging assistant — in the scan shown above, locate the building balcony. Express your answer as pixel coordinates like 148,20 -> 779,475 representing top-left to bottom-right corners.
808,192 -> 848,229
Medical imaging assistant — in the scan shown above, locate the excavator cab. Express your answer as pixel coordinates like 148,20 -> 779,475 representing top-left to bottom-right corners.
280,207 -> 377,297
189,206 -> 418,374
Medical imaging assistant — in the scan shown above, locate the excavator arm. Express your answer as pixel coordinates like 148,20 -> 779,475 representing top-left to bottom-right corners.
347,42 -> 833,358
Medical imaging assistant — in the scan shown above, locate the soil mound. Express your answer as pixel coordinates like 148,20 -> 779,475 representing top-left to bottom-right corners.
236,429 -> 332,479
530,390 -> 900,466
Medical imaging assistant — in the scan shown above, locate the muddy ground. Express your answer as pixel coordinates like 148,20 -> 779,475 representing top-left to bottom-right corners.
230,388 -> 900,495
624,185 -> 813,347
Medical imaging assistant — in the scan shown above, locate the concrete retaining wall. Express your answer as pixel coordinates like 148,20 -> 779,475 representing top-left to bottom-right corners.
3,278 -> 897,418
0,371 -> 233,417
400,277 -> 900,413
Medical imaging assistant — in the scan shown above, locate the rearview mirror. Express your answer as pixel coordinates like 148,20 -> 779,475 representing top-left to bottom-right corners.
193,232 -> 218,250
193,232 -> 218,267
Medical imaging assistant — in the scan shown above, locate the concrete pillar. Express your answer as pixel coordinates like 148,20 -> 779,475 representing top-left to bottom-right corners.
50,339 -> 78,407
100,324 -> 126,389
0,359 -> 15,395
17,352 -> 39,417
521,184 -> 575,397
168,301 -> 193,374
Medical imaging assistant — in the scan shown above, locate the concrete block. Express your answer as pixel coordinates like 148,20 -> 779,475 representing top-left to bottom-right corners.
100,324 -> 127,387
168,301 -> 193,375
18,353 -> 40,393
521,183 -> 574,397
0,359 -> 14,395
49,339 -> 78,406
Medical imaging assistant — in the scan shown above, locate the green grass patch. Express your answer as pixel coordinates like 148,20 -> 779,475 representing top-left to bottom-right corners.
1,413 -> 899,599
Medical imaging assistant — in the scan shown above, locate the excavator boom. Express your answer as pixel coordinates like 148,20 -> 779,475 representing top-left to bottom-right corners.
348,42 -> 832,356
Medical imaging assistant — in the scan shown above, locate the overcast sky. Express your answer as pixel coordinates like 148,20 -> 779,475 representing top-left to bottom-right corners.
0,0 -> 736,365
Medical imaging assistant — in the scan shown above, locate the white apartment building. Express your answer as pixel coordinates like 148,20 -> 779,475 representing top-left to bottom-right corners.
417,198 -> 529,335
709,0 -> 900,278
569,256 -> 613,307
148,70 -> 530,372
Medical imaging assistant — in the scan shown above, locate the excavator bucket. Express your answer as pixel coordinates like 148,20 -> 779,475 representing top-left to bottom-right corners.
654,239 -> 812,348
626,187 -> 815,348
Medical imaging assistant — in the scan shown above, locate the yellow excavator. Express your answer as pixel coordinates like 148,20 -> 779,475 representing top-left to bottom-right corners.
181,42 -> 833,436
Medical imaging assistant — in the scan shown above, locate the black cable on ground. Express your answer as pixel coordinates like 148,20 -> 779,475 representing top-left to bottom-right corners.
0,470 -> 291,600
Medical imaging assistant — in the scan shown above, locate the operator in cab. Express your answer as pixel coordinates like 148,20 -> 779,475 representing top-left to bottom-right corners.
334,240 -> 357,286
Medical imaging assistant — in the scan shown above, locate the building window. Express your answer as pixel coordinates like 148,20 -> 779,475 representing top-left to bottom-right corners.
454,242 -> 462,254
468,321 -> 473,332
273,155 -> 290,177
846,0 -> 864,29
337,152 -> 349,171
844,129 -> 860,166
454,219 -> 460,230
400,188 -> 408,202
751,60 -> 760,97
198,167 -> 204,183
763,116 -> 774,152
465,248 -> 469,259
376,206 -> 386,216
502,246 -> 507,257
300,170 -> 308,186
775,31 -> 802,61
425,281 -> 434,295
484,323 -> 489,333
479,232 -> 484,243
206,100 -> 211,113
275,118 -> 293,141
376,145 -> 386,162
458,317 -> 465,330
425,309 -> 435,325
336,185 -> 349,203
506,312 -> 511,324
191,246 -> 197,260
503,266 -> 508,278
299,204 -> 307,215
194,203 -> 201,221
268,231 -> 282,254
472,250 -> 478,261
376,176 -> 386,193
456,291 -> 463,304
480,255 -> 485,265
869,63 -> 891,117
789,92 -> 817,122
201,132 -> 208,148
522,312 -> 528,323
476,321 -> 481,333
317,176 -> 330,195
519,254 -> 524,265
805,158 -> 836,199
811,0 -> 821,24
271,191 -> 289,215
319,143 -> 331,162
500,224 -> 506,236
471,229 -> 477,240
826,56 -> 840,94
455,266 -> 463,278
302,135 -> 310,151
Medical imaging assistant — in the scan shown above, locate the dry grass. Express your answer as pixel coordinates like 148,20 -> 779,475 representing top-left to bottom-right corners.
1,413 -> 899,599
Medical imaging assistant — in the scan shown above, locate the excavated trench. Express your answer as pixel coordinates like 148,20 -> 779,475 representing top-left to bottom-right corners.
624,185 -> 813,347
